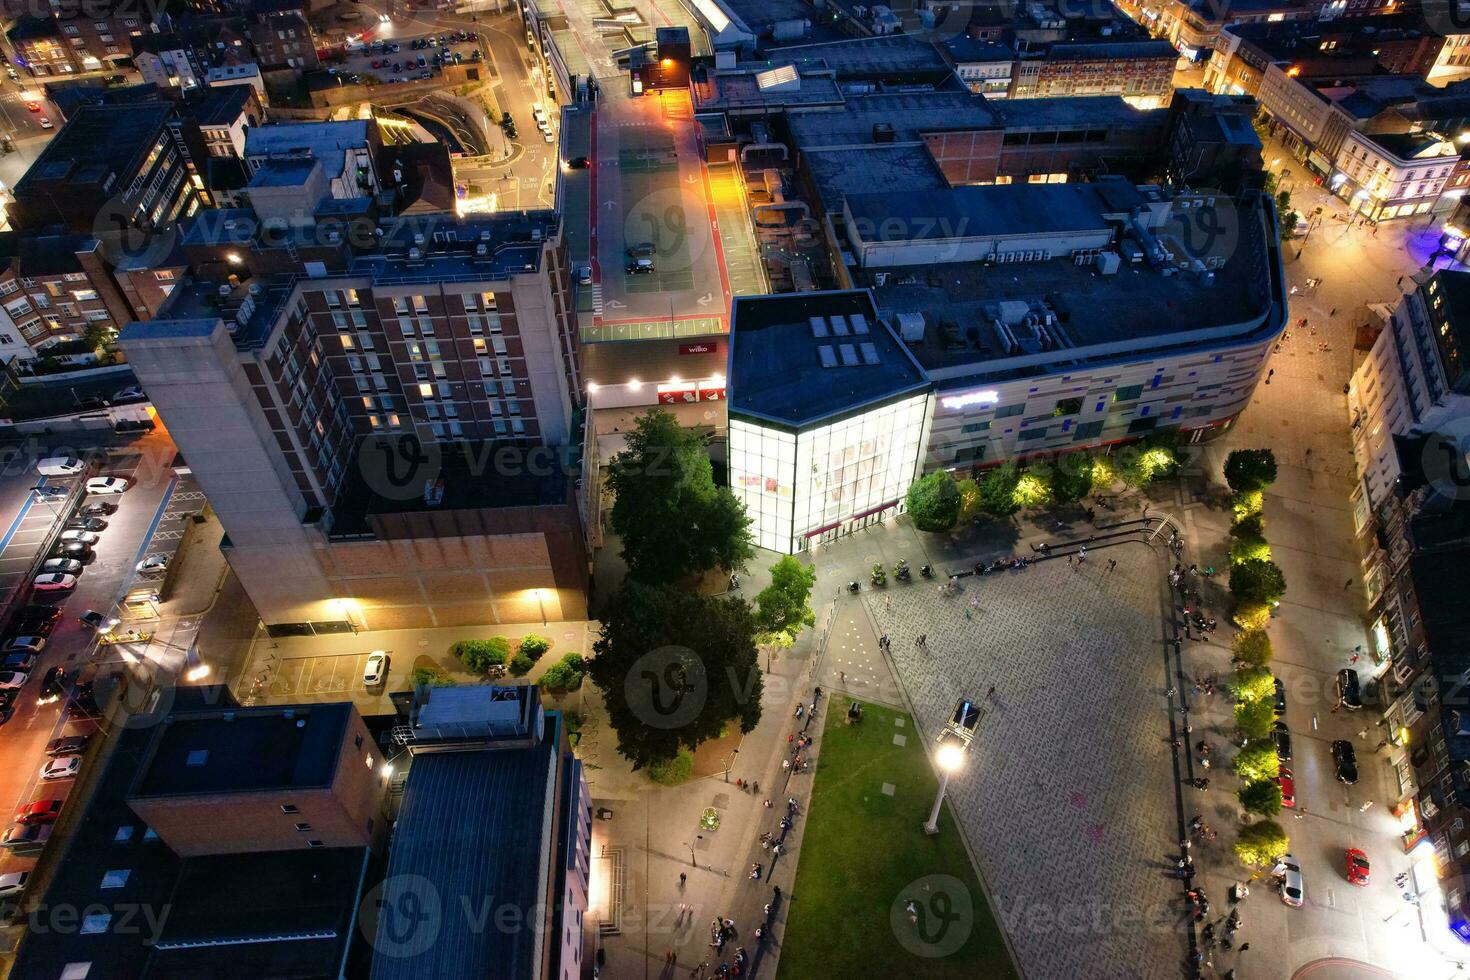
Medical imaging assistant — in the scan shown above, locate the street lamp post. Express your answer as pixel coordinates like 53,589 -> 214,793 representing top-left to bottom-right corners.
923,741 -> 965,835
924,698 -> 981,835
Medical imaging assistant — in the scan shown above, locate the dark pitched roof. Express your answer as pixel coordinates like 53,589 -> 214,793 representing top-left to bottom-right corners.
379,142 -> 456,214
186,84 -> 252,126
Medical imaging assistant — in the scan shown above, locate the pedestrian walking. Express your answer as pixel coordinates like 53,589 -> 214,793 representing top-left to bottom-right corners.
987,684 -> 996,699
1068,555 -> 1075,567
680,872 -> 687,888
839,671 -> 846,683
1087,507 -> 1096,523
1108,558 -> 1117,572
1078,545 -> 1087,561
1266,368 -> 1274,384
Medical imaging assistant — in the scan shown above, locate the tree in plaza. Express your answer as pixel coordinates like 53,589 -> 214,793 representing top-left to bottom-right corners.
1275,192 -> 1298,239
1233,741 -> 1280,783
588,582 -> 762,770
1225,449 -> 1278,493
754,555 -> 818,649
452,637 -> 510,673
1230,512 -> 1266,539
1232,666 -> 1276,704
607,409 -> 753,585
1230,557 -> 1287,605
1230,534 -> 1271,565
978,463 -> 1023,517
1231,489 -> 1264,523
1239,780 -> 1284,818
1232,601 -> 1272,631
1048,453 -> 1095,505
1233,820 -> 1290,868
1235,697 -> 1275,742
956,477 -> 983,523
539,653 -> 586,694
1232,629 -> 1274,667
1118,438 -> 1179,489
905,471 -> 961,532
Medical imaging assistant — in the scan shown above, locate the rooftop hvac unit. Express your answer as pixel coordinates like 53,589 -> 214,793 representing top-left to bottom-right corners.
408,247 -> 422,260
413,234 -> 425,246
1098,251 -> 1121,276
476,243 -> 488,256
894,312 -> 925,342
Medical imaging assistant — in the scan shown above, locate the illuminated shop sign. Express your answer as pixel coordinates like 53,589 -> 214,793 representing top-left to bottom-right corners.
939,389 -> 1000,410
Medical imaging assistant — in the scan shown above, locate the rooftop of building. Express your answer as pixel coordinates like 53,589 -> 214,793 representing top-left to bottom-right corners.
803,143 -> 948,206
858,194 -> 1277,383
995,94 -> 1166,130
1427,268 -> 1470,390
729,289 -> 931,427
408,684 -> 540,743
1186,0 -> 1305,18
244,119 -> 374,177
785,88 -> 1000,148
693,65 -> 845,111
766,34 -> 954,76
10,688 -> 363,980
128,702 -> 353,798
13,102 -> 174,192
1358,130 -> 1457,162
1045,38 -> 1178,60
248,156 -> 322,188
1225,12 -> 1435,56
718,0 -> 849,46
379,142 -> 457,214
7,15 -> 60,41
845,180 -> 1153,242
0,229 -> 95,276
1304,73 -> 1428,117
187,83 -> 253,126
370,733 -> 560,980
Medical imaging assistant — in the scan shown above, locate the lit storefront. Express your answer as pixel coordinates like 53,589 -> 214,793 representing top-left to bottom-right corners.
728,291 -> 932,554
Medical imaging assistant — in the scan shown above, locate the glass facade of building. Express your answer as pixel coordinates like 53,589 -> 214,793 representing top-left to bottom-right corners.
730,393 -> 929,553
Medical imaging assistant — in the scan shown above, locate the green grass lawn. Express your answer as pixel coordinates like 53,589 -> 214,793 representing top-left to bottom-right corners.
777,697 -> 1018,980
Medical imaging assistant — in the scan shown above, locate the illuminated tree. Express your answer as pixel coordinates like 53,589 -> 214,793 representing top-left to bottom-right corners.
905,471 -> 961,532
1234,820 -> 1289,868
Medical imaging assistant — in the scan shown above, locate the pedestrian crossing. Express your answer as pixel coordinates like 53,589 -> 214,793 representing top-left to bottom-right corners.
590,282 -> 604,316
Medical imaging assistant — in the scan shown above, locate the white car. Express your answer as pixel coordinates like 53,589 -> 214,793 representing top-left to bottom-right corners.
1277,854 -> 1304,908
58,530 -> 98,545
364,650 -> 388,686
136,554 -> 169,575
0,871 -> 29,898
36,456 -> 84,476
112,386 -> 144,402
38,116 -> 51,130
32,573 -> 76,592
86,477 -> 129,495
0,671 -> 29,690
40,558 -> 82,575
39,756 -> 80,781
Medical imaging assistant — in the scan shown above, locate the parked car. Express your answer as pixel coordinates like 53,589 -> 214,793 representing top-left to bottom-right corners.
112,386 -> 144,402
2,636 -> 44,655
577,265 -> 593,285
1275,766 -> 1295,809
34,485 -> 68,501
32,574 -> 77,592
1273,677 -> 1287,715
1278,854 -> 1304,908
39,755 -> 81,781
79,610 -> 119,631
135,554 -> 169,575
39,117 -> 51,129
0,871 -> 29,898
1332,739 -> 1359,784
80,501 -> 117,517
627,258 -> 655,275
1346,848 -> 1370,886
85,477 -> 129,494
1336,668 -> 1363,709
53,541 -> 93,561
15,606 -> 61,627
1272,721 -> 1292,762
14,799 -> 62,825
0,824 -> 51,850
58,530 -> 98,545
36,456 -> 84,476
2,654 -> 36,672
9,614 -> 57,637
46,734 -> 89,757
65,517 -> 107,532
37,667 -> 68,706
0,671 -> 29,690
25,101 -> 39,112
364,650 -> 388,686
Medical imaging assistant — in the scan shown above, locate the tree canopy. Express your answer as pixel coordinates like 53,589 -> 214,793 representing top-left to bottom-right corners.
607,409 -> 754,584
905,471 -> 961,532
1048,454 -> 1094,504
1233,741 -> 1280,783
1225,449 -> 1278,493
1238,780 -> 1284,818
1234,820 -> 1290,868
588,582 -> 763,770
1230,557 -> 1287,605
754,555 -> 818,648
979,464 -> 1023,517
1232,629 -> 1274,667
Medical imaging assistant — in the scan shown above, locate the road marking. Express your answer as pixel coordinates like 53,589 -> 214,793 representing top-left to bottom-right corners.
122,476 -> 178,598
0,481 -> 41,554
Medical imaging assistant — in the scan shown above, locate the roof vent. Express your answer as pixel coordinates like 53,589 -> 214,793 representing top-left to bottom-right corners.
850,313 -> 870,334
809,316 -> 828,338
829,315 -> 849,336
818,345 -> 838,368
185,750 -> 209,767
873,122 -> 895,143
859,342 -> 880,365
838,343 -> 858,366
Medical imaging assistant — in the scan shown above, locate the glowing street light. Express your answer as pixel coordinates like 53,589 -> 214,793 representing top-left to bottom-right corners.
924,698 -> 981,835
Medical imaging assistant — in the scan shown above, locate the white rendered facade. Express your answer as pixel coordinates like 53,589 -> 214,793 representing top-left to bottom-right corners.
730,392 -> 930,553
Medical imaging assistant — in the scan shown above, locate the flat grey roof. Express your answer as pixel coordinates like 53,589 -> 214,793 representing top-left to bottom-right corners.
803,144 -> 947,208
694,69 -> 844,111
997,96 -> 1167,131
371,746 -> 557,980
846,182 -> 1148,243
771,34 -> 952,75
786,89 -> 999,147
729,290 -> 931,427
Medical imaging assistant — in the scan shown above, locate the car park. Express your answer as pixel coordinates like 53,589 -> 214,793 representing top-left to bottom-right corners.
36,456 -> 84,476
86,477 -> 129,494
65,516 -> 108,532
0,824 -> 51,850
15,799 -> 62,825
39,756 -> 81,781
1346,848 -> 1370,886
1336,668 -> 1363,709
1332,740 -> 1359,784
0,871 -> 29,898
1277,854 -> 1303,908
40,558 -> 82,576
33,573 -> 77,592
364,650 -> 388,686
1271,721 -> 1292,761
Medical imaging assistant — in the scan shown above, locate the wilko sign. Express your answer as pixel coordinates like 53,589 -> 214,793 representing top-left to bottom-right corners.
680,342 -> 716,355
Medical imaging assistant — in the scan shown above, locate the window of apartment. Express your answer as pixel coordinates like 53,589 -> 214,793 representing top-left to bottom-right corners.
1053,397 -> 1082,417
357,331 -> 374,351
479,357 -> 494,376
393,297 -> 409,315
481,291 -> 498,311
368,415 -> 381,428
473,338 -> 487,354
467,315 -> 483,335
372,373 -> 388,391
325,290 -> 341,308
491,335 -> 507,355
995,404 -> 1024,419
411,295 -> 428,314
1113,384 -> 1144,403
345,288 -> 360,307
1073,420 -> 1104,440
339,334 -> 354,350
418,383 -> 433,397
71,289 -> 98,302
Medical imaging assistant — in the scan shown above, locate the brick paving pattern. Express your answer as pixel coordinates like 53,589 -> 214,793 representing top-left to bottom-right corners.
866,541 -> 1188,980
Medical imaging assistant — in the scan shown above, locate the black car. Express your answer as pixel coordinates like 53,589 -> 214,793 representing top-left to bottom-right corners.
79,501 -> 116,517
45,734 -> 89,757
1336,668 -> 1363,710
52,541 -> 93,561
1273,677 -> 1287,715
37,666 -> 67,706
568,156 -> 589,169
1332,739 -> 1358,784
14,606 -> 60,626
626,260 -> 655,275
64,517 -> 107,532
1272,721 -> 1293,761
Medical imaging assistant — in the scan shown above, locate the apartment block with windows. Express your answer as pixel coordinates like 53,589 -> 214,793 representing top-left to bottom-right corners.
0,232 -> 136,358
120,211 -> 588,633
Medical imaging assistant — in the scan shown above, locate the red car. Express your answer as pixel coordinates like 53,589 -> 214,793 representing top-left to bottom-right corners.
1275,767 -> 1295,808
25,101 -> 39,112
15,799 -> 62,825
1346,848 -> 1370,886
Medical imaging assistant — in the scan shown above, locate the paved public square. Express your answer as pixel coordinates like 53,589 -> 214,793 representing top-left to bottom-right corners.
865,541 -> 1188,979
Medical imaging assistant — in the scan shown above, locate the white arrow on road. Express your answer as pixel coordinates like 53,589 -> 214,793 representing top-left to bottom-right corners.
602,200 -> 617,210
697,292 -> 713,306
607,300 -> 627,309
687,175 -> 697,184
